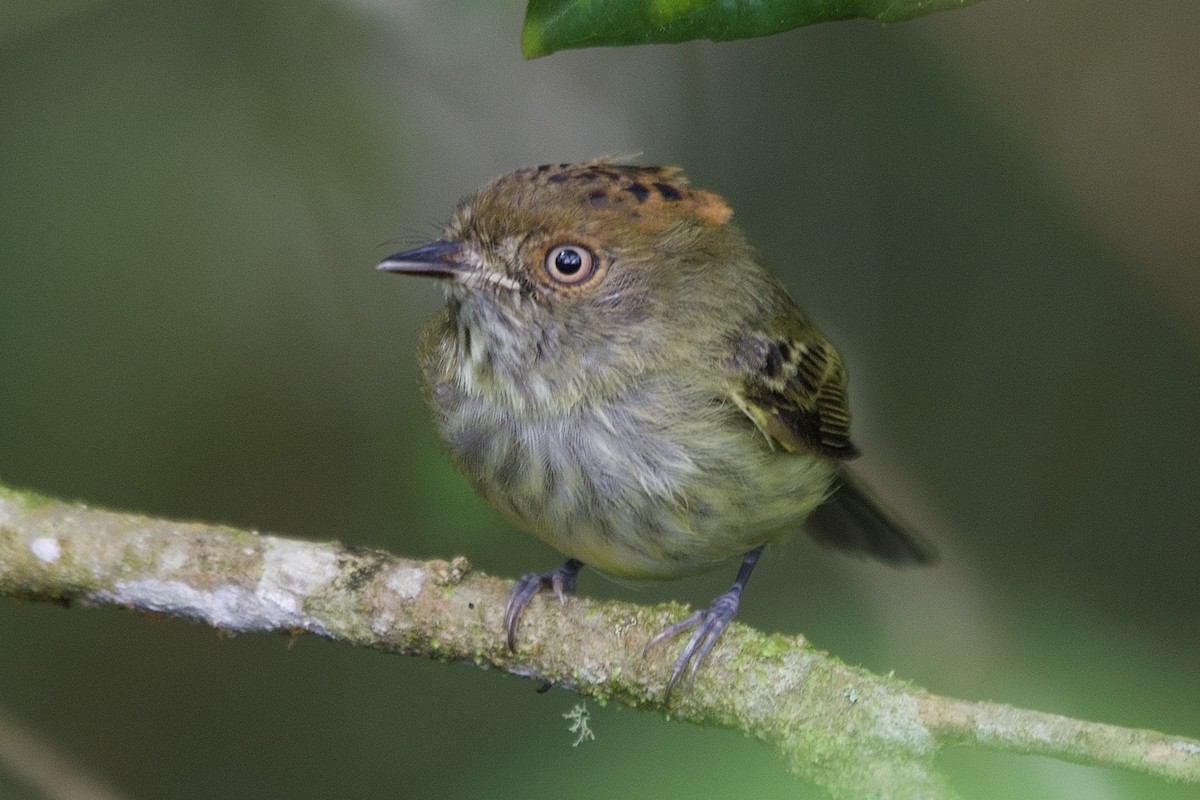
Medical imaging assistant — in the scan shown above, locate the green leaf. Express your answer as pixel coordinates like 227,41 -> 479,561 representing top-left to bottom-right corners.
522,0 -> 984,58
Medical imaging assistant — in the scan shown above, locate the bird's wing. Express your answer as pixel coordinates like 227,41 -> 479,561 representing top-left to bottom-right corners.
726,318 -> 859,459
725,314 -> 938,566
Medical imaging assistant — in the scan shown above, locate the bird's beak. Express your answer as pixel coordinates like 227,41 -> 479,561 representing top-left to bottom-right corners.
376,240 -> 469,280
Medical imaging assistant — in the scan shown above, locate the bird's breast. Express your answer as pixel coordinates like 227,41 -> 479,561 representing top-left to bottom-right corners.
424,355 -> 836,579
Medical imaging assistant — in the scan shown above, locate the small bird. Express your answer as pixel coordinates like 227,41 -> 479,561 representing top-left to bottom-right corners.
378,160 -> 936,698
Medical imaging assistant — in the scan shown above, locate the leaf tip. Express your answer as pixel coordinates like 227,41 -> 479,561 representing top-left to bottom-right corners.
520,15 -> 549,59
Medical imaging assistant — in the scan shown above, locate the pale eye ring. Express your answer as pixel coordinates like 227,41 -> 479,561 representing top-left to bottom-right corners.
543,244 -> 597,285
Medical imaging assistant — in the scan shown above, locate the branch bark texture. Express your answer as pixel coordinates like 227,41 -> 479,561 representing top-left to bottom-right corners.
1,486 -> 1197,799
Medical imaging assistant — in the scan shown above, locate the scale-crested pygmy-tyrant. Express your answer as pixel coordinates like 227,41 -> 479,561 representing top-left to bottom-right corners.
378,160 -> 936,696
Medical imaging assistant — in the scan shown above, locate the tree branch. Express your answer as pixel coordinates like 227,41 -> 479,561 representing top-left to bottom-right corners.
1,485 -> 1196,799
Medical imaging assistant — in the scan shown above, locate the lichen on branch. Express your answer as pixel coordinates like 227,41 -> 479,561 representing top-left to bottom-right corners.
1,485 -> 1197,799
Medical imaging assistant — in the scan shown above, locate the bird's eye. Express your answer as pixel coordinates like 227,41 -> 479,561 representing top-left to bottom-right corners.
543,244 -> 597,285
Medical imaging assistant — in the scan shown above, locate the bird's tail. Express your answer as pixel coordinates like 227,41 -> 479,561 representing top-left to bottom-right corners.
804,468 -> 939,567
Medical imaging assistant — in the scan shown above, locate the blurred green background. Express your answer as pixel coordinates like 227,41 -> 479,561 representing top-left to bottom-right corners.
2,1 -> 1198,798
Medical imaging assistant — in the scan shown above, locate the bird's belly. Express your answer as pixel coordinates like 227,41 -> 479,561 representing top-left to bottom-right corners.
432,388 -> 836,579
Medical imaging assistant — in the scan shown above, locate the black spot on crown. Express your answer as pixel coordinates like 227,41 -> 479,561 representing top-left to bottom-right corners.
653,181 -> 683,201
492,161 -> 731,225
587,165 -> 622,181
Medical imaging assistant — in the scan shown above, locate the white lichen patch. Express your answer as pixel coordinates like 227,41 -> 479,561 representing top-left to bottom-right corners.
572,663 -> 609,685
866,688 -> 936,754
157,542 -> 190,572
30,537 -> 62,564
97,580 -> 324,633
257,537 -> 339,615
385,566 -> 425,599
371,610 -> 397,636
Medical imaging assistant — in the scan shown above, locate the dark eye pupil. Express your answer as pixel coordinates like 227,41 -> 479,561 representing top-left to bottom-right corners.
555,248 -> 583,275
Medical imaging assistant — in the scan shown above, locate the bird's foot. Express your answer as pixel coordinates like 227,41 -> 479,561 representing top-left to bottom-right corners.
643,545 -> 764,702
644,587 -> 742,702
504,558 -> 583,650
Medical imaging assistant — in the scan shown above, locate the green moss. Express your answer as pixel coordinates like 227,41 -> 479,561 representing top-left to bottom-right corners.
0,484 -> 58,510
225,527 -> 252,543
756,633 -> 792,659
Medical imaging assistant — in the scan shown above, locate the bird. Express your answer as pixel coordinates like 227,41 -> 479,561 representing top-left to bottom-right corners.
378,159 -> 936,698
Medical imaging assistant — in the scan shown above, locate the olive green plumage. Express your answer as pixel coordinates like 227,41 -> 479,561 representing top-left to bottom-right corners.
379,160 -> 935,691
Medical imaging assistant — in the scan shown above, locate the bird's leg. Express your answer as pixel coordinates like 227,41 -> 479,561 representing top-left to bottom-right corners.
505,558 -> 584,650
644,545 -> 764,701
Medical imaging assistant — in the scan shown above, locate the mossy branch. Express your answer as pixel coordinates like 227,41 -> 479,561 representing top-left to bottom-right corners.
1,485 -> 1197,799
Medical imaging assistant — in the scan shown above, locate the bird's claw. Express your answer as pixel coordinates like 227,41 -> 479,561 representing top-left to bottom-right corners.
644,589 -> 742,702
504,559 -> 582,651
